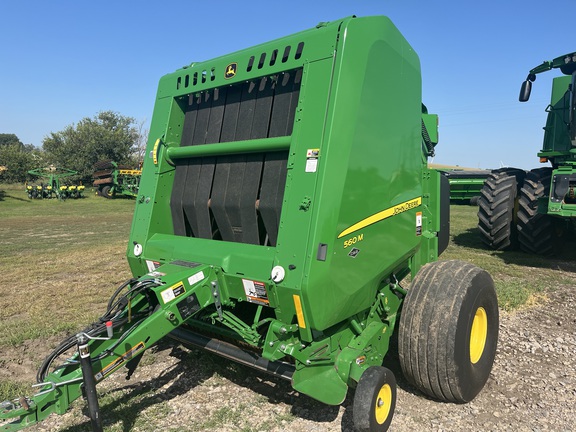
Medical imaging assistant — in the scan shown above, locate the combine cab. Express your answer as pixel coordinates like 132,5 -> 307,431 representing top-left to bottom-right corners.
1,16 -> 498,432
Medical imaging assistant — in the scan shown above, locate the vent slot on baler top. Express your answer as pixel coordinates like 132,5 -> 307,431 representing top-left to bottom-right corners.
170,68 -> 302,246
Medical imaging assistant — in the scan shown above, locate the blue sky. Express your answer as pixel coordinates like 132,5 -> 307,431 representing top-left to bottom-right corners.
1,0 -> 574,169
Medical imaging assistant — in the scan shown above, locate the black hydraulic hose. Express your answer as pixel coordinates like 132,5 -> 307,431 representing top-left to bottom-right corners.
37,278 -> 159,382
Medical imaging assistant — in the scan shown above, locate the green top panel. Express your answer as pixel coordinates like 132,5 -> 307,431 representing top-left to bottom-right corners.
155,17 -> 354,100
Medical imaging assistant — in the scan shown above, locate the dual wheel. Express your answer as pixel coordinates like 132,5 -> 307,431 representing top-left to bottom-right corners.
352,260 -> 498,431
477,167 -> 557,254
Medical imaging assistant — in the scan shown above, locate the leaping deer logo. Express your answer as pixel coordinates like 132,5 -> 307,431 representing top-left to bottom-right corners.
225,63 -> 237,79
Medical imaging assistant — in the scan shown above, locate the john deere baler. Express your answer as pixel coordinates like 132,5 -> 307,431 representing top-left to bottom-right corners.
1,16 -> 498,432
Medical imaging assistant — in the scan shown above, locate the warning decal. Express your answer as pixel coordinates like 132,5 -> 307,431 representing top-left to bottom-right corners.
416,211 -> 422,236
242,279 -> 269,305
305,148 -> 320,173
161,281 -> 186,304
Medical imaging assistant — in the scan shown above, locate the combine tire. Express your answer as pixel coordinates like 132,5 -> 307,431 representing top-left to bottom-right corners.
517,168 -> 556,255
398,260 -> 498,403
477,168 -> 525,250
353,366 -> 396,432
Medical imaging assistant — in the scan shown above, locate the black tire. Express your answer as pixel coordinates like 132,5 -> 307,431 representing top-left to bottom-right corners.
398,260 -> 498,403
469,195 -> 480,206
517,168 -> 557,255
477,168 -> 525,250
353,366 -> 396,432
101,185 -> 112,199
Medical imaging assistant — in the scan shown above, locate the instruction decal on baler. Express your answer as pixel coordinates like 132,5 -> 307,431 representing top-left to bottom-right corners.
305,149 -> 320,173
337,197 -> 422,239
242,279 -> 269,305
95,341 -> 146,381
416,211 -> 423,236
161,281 -> 186,304
146,260 -> 161,272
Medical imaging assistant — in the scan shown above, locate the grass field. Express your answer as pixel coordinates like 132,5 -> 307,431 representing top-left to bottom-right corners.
1,182 -> 575,418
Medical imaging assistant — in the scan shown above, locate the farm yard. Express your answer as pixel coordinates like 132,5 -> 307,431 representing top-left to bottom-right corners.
1,183 -> 575,432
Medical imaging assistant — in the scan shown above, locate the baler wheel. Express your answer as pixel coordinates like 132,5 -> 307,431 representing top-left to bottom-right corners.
517,168 -> 557,255
398,260 -> 498,403
353,366 -> 396,432
477,168 -> 525,250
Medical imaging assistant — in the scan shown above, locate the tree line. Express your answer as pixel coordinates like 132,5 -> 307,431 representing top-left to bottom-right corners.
0,111 -> 147,183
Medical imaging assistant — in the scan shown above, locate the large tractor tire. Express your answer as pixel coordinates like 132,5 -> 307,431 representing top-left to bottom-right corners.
353,366 -> 397,432
477,168 -> 525,250
398,260 -> 498,403
517,168 -> 557,255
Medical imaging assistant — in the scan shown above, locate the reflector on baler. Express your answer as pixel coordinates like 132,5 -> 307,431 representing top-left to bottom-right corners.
170,69 -> 302,246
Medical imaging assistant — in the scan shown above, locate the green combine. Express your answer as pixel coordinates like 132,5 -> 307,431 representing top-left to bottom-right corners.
478,52 -> 576,254
1,16 -> 498,432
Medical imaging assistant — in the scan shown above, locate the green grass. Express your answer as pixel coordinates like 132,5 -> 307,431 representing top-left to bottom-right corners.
443,204 -> 576,310
0,184 -> 135,348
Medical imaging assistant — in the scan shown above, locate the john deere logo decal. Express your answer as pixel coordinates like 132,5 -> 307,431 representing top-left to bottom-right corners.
225,63 -> 237,79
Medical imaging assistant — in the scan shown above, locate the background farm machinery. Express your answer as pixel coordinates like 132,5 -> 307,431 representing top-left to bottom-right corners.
25,167 -> 84,200
435,168 -> 490,205
93,160 -> 141,198
478,52 -> 576,254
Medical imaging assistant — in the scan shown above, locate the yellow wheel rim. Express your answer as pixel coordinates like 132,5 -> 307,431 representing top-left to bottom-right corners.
374,384 -> 392,424
470,307 -> 488,364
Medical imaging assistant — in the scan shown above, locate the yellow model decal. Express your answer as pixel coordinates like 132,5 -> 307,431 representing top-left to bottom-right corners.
343,233 -> 364,248
337,197 -> 422,239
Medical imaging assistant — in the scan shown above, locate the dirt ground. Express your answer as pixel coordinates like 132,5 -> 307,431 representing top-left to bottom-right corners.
2,273 -> 575,432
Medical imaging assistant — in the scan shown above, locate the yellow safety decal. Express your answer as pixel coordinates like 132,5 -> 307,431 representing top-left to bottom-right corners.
160,281 -> 186,304
153,138 -> 161,165
293,295 -> 306,329
337,197 -> 422,239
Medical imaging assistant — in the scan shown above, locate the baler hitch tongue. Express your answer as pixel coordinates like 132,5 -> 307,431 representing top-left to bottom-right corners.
0,398 -> 36,432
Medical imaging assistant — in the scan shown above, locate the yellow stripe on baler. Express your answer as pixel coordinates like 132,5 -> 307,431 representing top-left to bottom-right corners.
337,197 -> 422,239
293,295 -> 306,329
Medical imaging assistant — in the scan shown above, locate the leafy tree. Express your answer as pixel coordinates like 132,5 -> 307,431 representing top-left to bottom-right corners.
0,133 -> 23,147
42,111 -> 140,181
0,143 -> 42,183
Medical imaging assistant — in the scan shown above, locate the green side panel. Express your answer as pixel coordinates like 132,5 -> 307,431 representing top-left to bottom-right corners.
297,17 -> 423,331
